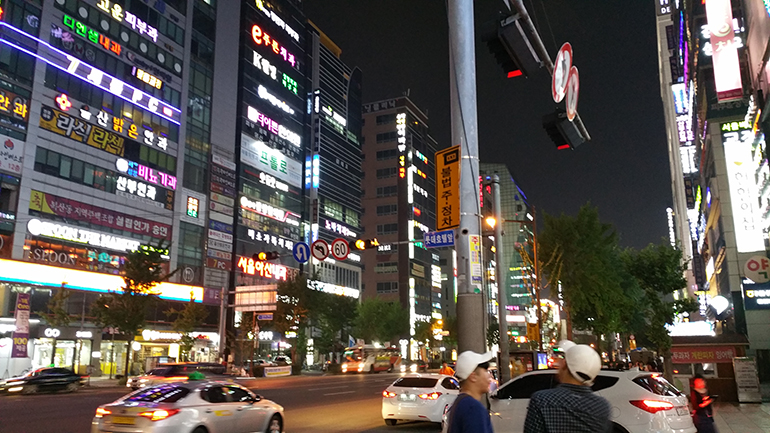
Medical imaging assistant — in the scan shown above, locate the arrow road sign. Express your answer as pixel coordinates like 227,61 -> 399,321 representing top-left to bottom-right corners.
293,241 -> 310,263
311,239 -> 330,261
331,238 -> 350,260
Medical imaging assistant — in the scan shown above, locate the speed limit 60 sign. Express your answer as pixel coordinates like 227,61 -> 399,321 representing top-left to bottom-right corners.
331,238 -> 350,260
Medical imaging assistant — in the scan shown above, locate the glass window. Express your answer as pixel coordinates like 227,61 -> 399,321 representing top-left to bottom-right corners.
126,384 -> 191,403
201,386 -> 228,403
591,375 -> 619,392
59,156 -> 72,178
441,378 -> 459,390
632,376 -> 683,396
225,386 -> 253,402
392,377 -> 438,388
495,373 -> 555,399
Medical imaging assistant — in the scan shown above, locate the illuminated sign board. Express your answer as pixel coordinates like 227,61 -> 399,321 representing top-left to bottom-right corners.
78,103 -> 169,151
240,196 -> 300,226
27,218 -> 141,252
117,176 -> 173,210
237,256 -> 288,280
322,105 -> 346,128
259,171 -> 289,192
61,15 -> 122,56
251,24 -> 296,68
254,0 -> 300,42
252,51 -> 298,95
656,0 -> 671,16
681,145 -> 697,174
246,228 -> 295,250
187,197 -> 199,218
324,219 -> 357,238
396,112 -> 407,151
133,67 -> 163,89
246,106 -> 301,147
240,134 -> 303,187
116,158 -> 177,190
0,21 -> 181,124
700,23 -> 744,57
257,85 -> 294,115
743,280 -> 770,310
96,0 -> 159,43
40,105 -> 125,156
722,124 -> 764,252
308,280 -> 360,298
0,88 -> 29,122
706,0 -> 743,101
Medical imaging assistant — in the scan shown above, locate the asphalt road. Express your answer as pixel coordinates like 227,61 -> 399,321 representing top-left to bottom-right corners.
0,373 -> 443,433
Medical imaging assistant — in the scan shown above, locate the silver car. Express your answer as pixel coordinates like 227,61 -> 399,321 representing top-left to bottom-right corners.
91,381 -> 284,433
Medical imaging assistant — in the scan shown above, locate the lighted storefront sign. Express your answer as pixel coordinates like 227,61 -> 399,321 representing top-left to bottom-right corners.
705,0 -> 743,101
240,134 -> 302,188
680,145 -> 697,174
240,196 -> 300,226
246,229 -> 295,251
252,51 -> 298,95
321,105 -> 346,128
29,190 -> 171,239
133,67 -> 163,89
666,207 -> 676,246
700,22 -> 744,57
117,176 -> 158,201
0,88 -> 29,122
251,25 -> 296,68
116,158 -> 177,190
27,218 -> 141,252
414,150 -> 428,164
259,171 -> 289,192
96,0 -> 159,42
671,346 -> 735,363
61,15 -> 122,56
672,83 -> 688,115
254,0 -> 300,42
324,219 -> 357,238
75,103 -> 169,151
0,21 -> 180,124
413,184 -> 428,198
308,280 -> 360,299
742,280 -> 770,310
237,256 -> 288,280
396,112 -> 407,151
0,133 -> 24,175
246,106 -> 301,147
257,85 -> 294,115
677,115 -> 695,143
656,0 -> 671,16
722,123 -> 764,252
187,197 -> 199,218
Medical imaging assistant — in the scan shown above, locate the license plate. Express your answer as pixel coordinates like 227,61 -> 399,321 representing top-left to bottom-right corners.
111,416 -> 135,425
676,407 -> 689,416
399,394 -> 416,401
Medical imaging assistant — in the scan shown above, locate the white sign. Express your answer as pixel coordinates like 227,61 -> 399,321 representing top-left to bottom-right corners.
723,128 -> 764,252
240,196 -> 300,226
0,133 -> 24,174
259,171 -> 289,192
552,42 -> 573,103
44,328 -> 61,338
75,330 -> 93,339
324,219 -> 357,238
311,239 -> 329,261
27,219 -> 141,252
241,134 -> 303,188
733,357 -> 762,403
744,256 -> 770,283
331,238 -> 349,261
208,229 -> 233,244
207,238 -> 232,252
257,85 -> 294,115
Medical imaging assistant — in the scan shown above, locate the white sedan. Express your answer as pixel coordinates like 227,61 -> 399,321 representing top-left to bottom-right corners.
382,373 -> 460,426
91,381 -> 283,433
487,370 -> 696,433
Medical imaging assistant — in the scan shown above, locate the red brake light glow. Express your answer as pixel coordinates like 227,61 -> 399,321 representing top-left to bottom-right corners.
382,390 -> 396,398
95,408 -> 111,418
507,70 -> 523,78
418,392 -> 442,400
557,144 -> 571,150
629,400 -> 674,413
138,409 -> 180,421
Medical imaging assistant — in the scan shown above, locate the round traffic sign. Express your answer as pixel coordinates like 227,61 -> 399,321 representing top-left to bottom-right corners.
565,66 -> 580,121
744,255 -> 770,283
311,239 -> 330,261
292,241 -> 310,264
331,238 -> 350,260
552,42 -> 573,103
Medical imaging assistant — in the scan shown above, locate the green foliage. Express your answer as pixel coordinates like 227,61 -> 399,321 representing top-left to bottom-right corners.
165,296 -> 209,361
43,286 -> 72,328
314,292 -> 357,355
442,315 -> 458,349
272,275 -> 317,368
354,297 -> 409,344
487,318 -> 500,348
228,312 -> 256,368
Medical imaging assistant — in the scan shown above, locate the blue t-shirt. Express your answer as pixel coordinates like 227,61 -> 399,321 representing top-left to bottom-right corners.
447,393 -> 494,433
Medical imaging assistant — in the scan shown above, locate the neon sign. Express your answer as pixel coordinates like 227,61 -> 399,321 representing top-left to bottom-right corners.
254,0 -> 300,42
186,197 -> 199,218
252,51 -> 298,95
116,158 -> 177,190
117,176 -> 157,201
133,67 -> 163,90
237,256 -> 287,280
27,218 -> 141,253
246,229 -> 295,250
240,196 -> 300,226
257,85 -> 294,115
55,93 -> 72,111
324,219 -> 357,238
396,112 -> 407,151
246,106 -> 301,147
0,21 -> 181,125
0,88 -> 28,122
96,0 -> 158,43
251,25 -> 296,68
259,171 -> 289,192
61,15 -> 122,56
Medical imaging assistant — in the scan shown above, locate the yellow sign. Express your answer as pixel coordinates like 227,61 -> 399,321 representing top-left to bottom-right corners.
435,145 -> 461,230
39,105 -> 125,156
527,323 -> 539,343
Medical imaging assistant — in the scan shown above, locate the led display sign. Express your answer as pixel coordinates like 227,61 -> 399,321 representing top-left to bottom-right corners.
237,256 -> 288,280
187,197 -> 199,218
705,0 -> 743,101
241,134 -> 303,188
240,196 -> 300,226
246,106 -> 301,147
257,85 -> 294,115
133,67 -> 163,89
246,228 -> 295,251
254,0 -> 300,42
0,21 -> 181,124
324,219 -> 357,238
116,158 -> 177,190
96,0 -> 159,42
27,218 -> 141,252
251,25 -> 296,68
252,51 -> 298,95
0,88 -> 29,122
259,171 -> 289,192
40,105 -> 125,156
61,15 -> 122,56
722,124 -> 764,252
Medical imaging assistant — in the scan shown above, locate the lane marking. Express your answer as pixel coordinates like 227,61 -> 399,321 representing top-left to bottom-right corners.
307,385 -> 349,391
323,390 -> 356,396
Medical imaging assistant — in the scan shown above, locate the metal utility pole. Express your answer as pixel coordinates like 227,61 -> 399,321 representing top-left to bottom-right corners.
449,0 -> 485,354
531,206 -> 542,352
218,286 -> 227,362
491,175 -> 510,383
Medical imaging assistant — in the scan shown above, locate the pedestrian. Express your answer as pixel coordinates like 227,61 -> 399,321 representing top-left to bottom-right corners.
439,361 -> 455,376
445,350 -> 495,433
523,344 -> 611,433
691,376 -> 718,433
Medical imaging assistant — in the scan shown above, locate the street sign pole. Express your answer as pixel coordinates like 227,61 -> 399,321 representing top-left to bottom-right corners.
491,175 -> 510,383
448,0 -> 485,354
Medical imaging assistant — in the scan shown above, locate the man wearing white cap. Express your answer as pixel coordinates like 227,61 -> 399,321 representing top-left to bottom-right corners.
445,350 -> 495,433
523,344 -> 611,432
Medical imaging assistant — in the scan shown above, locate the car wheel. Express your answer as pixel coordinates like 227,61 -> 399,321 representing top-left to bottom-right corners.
369,365 -> 375,374
191,427 -> 207,433
388,364 -> 393,373
266,414 -> 282,433
65,382 -> 78,393
385,419 -> 397,426
441,404 -> 450,430
612,423 -> 630,433
21,385 -> 38,395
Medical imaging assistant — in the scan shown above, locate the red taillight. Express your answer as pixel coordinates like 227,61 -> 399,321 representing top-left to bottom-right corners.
95,408 -> 111,418
138,409 -> 180,421
382,390 -> 396,398
507,70 -> 523,78
418,392 -> 442,400
629,400 -> 675,413
557,144 -> 571,150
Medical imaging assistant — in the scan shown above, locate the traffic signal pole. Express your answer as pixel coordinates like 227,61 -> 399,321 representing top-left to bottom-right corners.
448,0 -> 486,355
491,175 -> 511,383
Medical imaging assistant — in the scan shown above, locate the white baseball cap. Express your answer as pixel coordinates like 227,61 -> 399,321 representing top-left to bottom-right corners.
564,344 -> 601,385
455,350 -> 495,380
557,339 -> 576,352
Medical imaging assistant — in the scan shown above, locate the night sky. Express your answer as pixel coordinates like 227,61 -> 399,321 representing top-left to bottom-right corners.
304,1 -> 670,249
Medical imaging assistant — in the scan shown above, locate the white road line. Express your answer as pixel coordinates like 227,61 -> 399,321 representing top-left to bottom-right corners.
323,390 -> 356,396
307,385 -> 349,391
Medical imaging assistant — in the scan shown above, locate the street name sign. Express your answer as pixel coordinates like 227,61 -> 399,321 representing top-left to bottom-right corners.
424,229 -> 455,248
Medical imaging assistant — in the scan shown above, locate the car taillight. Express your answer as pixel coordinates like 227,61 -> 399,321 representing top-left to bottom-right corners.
382,390 -> 396,398
165,376 -> 189,381
138,409 -> 180,421
629,400 -> 675,413
95,408 -> 111,418
419,392 -> 442,400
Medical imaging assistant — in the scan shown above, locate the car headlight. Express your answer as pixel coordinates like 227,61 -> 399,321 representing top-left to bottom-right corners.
410,364 -> 418,372
400,365 -> 406,372
139,379 -> 148,382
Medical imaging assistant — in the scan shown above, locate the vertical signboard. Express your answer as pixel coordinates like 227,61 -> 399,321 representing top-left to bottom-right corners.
435,145 -> 460,230
469,235 -> 482,285
706,0 -> 743,101
722,124 -> 764,252
11,292 -> 30,358
733,357 -> 762,402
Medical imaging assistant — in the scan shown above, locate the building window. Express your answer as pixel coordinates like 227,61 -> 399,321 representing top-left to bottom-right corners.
376,167 -> 397,179
377,223 -> 398,235
376,132 -> 398,144
375,262 -> 399,274
377,204 -> 397,216
376,114 -> 395,125
376,282 -> 398,293
178,222 -> 204,261
376,149 -> 397,160
376,186 -> 397,197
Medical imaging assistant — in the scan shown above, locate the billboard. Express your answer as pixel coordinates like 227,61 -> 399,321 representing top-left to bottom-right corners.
722,124 -> 764,252
706,0 -> 743,101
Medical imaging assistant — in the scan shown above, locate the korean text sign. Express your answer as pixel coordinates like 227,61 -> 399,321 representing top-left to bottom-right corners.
435,145 -> 460,230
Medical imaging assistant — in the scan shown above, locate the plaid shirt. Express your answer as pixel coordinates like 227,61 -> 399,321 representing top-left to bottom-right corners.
523,383 -> 611,433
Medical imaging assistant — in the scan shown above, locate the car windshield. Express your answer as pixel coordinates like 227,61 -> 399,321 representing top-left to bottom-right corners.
633,375 -> 683,396
392,377 -> 438,388
344,351 -> 361,362
125,384 -> 191,403
146,368 -> 172,376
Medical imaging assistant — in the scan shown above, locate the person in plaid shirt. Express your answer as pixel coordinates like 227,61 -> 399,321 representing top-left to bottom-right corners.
523,344 -> 611,432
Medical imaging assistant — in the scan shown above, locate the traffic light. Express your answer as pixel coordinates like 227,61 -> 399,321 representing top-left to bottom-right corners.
542,108 -> 586,150
482,14 -> 541,79
354,238 -> 380,250
254,251 -> 280,261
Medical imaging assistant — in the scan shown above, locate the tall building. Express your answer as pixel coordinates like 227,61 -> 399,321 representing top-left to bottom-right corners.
360,96 -> 440,350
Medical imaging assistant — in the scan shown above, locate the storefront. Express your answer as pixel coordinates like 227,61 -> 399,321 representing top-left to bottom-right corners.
132,330 -> 219,373
671,334 -> 750,401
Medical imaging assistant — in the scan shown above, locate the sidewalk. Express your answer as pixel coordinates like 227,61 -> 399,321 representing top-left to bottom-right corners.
713,402 -> 770,433
83,376 -> 122,388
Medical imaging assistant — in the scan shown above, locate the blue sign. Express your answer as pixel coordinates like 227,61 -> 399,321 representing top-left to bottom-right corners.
209,219 -> 233,234
257,313 -> 273,321
293,241 -> 310,263
425,229 -> 455,248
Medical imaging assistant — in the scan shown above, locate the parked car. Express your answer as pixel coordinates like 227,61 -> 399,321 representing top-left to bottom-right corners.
0,367 -> 86,395
91,381 -> 284,433
273,356 -> 292,366
126,363 -> 228,390
382,373 -> 460,427
479,370 -> 696,433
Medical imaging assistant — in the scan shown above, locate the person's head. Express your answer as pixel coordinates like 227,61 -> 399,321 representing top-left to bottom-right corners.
442,362 -> 448,367
558,344 -> 601,386
455,350 -> 494,394
693,377 -> 707,392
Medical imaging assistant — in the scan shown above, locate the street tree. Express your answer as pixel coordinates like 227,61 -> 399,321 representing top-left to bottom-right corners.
272,274 -> 317,372
354,297 -> 409,344
314,292 -> 357,358
91,241 -> 175,382
165,296 -> 209,361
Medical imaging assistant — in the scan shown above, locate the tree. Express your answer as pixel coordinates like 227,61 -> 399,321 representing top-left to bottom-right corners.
272,274 -> 317,372
165,296 -> 209,361
354,298 -> 409,344
622,242 -> 698,380
43,284 -> 72,329
91,241 -> 175,382
228,311 -> 256,369
314,292 -> 357,358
